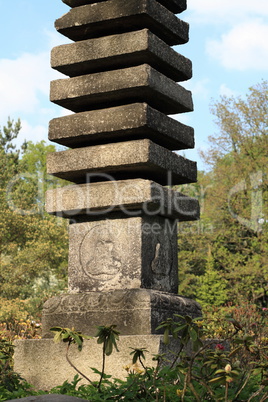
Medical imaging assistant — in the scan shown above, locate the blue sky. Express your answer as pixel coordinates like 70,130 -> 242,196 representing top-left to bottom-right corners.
0,0 -> 267,171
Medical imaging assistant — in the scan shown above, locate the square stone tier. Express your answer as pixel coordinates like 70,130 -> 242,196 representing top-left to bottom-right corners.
51,29 -> 192,82
62,0 -> 187,15
46,179 -> 199,221
48,103 -> 194,150
14,336 -> 194,390
50,64 -> 193,115
65,214 -> 180,293
56,0 -> 189,45
42,289 -> 202,337
46,139 -> 197,185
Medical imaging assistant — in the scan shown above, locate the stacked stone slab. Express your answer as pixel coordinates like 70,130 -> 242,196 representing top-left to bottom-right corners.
13,0 -> 202,388
42,0 -> 201,336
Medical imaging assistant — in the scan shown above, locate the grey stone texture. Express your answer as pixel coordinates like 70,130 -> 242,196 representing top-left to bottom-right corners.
50,64 -> 193,115
46,179 -> 199,221
48,103 -> 194,150
62,0 -> 187,14
42,289 -> 201,337
14,0 -> 201,392
51,29 -> 192,82
7,396 -> 88,402
66,215 -> 178,293
56,0 -> 189,46
46,139 -> 197,185
14,335 -> 193,390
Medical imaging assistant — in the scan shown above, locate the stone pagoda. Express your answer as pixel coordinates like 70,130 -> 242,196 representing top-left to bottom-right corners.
14,0 -> 201,388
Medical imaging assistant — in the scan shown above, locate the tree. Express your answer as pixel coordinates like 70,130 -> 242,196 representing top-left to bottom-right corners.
178,81 -> 268,307
0,120 -> 69,320
196,246 -> 228,308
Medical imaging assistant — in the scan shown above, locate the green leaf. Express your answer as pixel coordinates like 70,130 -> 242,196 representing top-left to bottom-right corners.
208,376 -> 226,384
53,331 -> 63,344
163,328 -> 170,345
189,327 -> 198,342
173,324 -> 188,334
50,326 -> 63,332
105,339 -> 113,356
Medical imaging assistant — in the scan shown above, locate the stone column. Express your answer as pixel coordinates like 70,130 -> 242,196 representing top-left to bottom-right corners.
14,0 -> 201,388
42,0 -> 201,336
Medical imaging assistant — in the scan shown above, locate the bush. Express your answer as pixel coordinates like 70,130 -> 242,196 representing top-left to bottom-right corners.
0,308 -> 268,401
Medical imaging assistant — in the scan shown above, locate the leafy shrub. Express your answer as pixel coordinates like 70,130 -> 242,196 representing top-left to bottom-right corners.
0,309 -> 268,401
0,337 -> 39,401
0,297 -> 42,342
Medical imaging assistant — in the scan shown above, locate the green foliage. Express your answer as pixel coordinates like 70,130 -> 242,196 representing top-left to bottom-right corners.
50,327 -> 94,387
0,119 -> 69,321
47,314 -> 267,400
0,83 -> 268,399
50,327 -> 91,351
178,81 -> 268,307
95,325 -> 120,357
1,311 -> 268,401
196,252 -> 228,307
130,347 -> 148,365
0,337 -> 36,399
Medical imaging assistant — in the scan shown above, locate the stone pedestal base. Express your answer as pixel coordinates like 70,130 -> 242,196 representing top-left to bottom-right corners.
42,289 -> 201,338
14,335 -> 182,391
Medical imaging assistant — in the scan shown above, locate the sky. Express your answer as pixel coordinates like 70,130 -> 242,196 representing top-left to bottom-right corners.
0,0 -> 267,171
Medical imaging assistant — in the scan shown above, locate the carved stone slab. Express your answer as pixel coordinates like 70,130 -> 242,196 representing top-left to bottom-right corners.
62,0 -> 187,14
46,139 -> 197,185
51,29 -> 192,82
56,0 -> 189,45
66,216 -> 178,293
50,64 -> 193,115
42,288 -> 202,337
46,179 -> 200,221
14,335 -> 192,390
48,103 -> 194,150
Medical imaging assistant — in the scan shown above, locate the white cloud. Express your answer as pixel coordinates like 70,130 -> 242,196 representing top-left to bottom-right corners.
219,84 -> 238,97
172,112 -> 191,125
43,29 -> 72,49
15,120 -> 48,149
59,108 -> 74,117
188,0 -> 268,24
206,20 -> 268,70
0,52 -> 48,121
188,78 -> 211,100
0,29 -> 66,125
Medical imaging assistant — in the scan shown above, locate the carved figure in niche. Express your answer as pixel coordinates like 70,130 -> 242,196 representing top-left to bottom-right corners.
151,236 -> 173,282
79,224 -> 121,281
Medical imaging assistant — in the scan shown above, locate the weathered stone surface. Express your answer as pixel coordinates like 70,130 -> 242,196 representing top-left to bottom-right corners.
42,289 -> 201,337
50,64 -> 193,115
48,103 -> 194,150
14,335 -> 189,389
13,0 -> 201,393
7,396 -> 88,402
51,29 -> 192,82
62,0 -> 187,14
46,179 -> 199,221
46,139 -> 197,185
66,215 -> 178,293
56,0 -> 189,45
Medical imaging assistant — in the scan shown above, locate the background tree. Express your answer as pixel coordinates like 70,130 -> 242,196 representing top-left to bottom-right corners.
0,120 -> 69,321
178,81 -> 268,307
